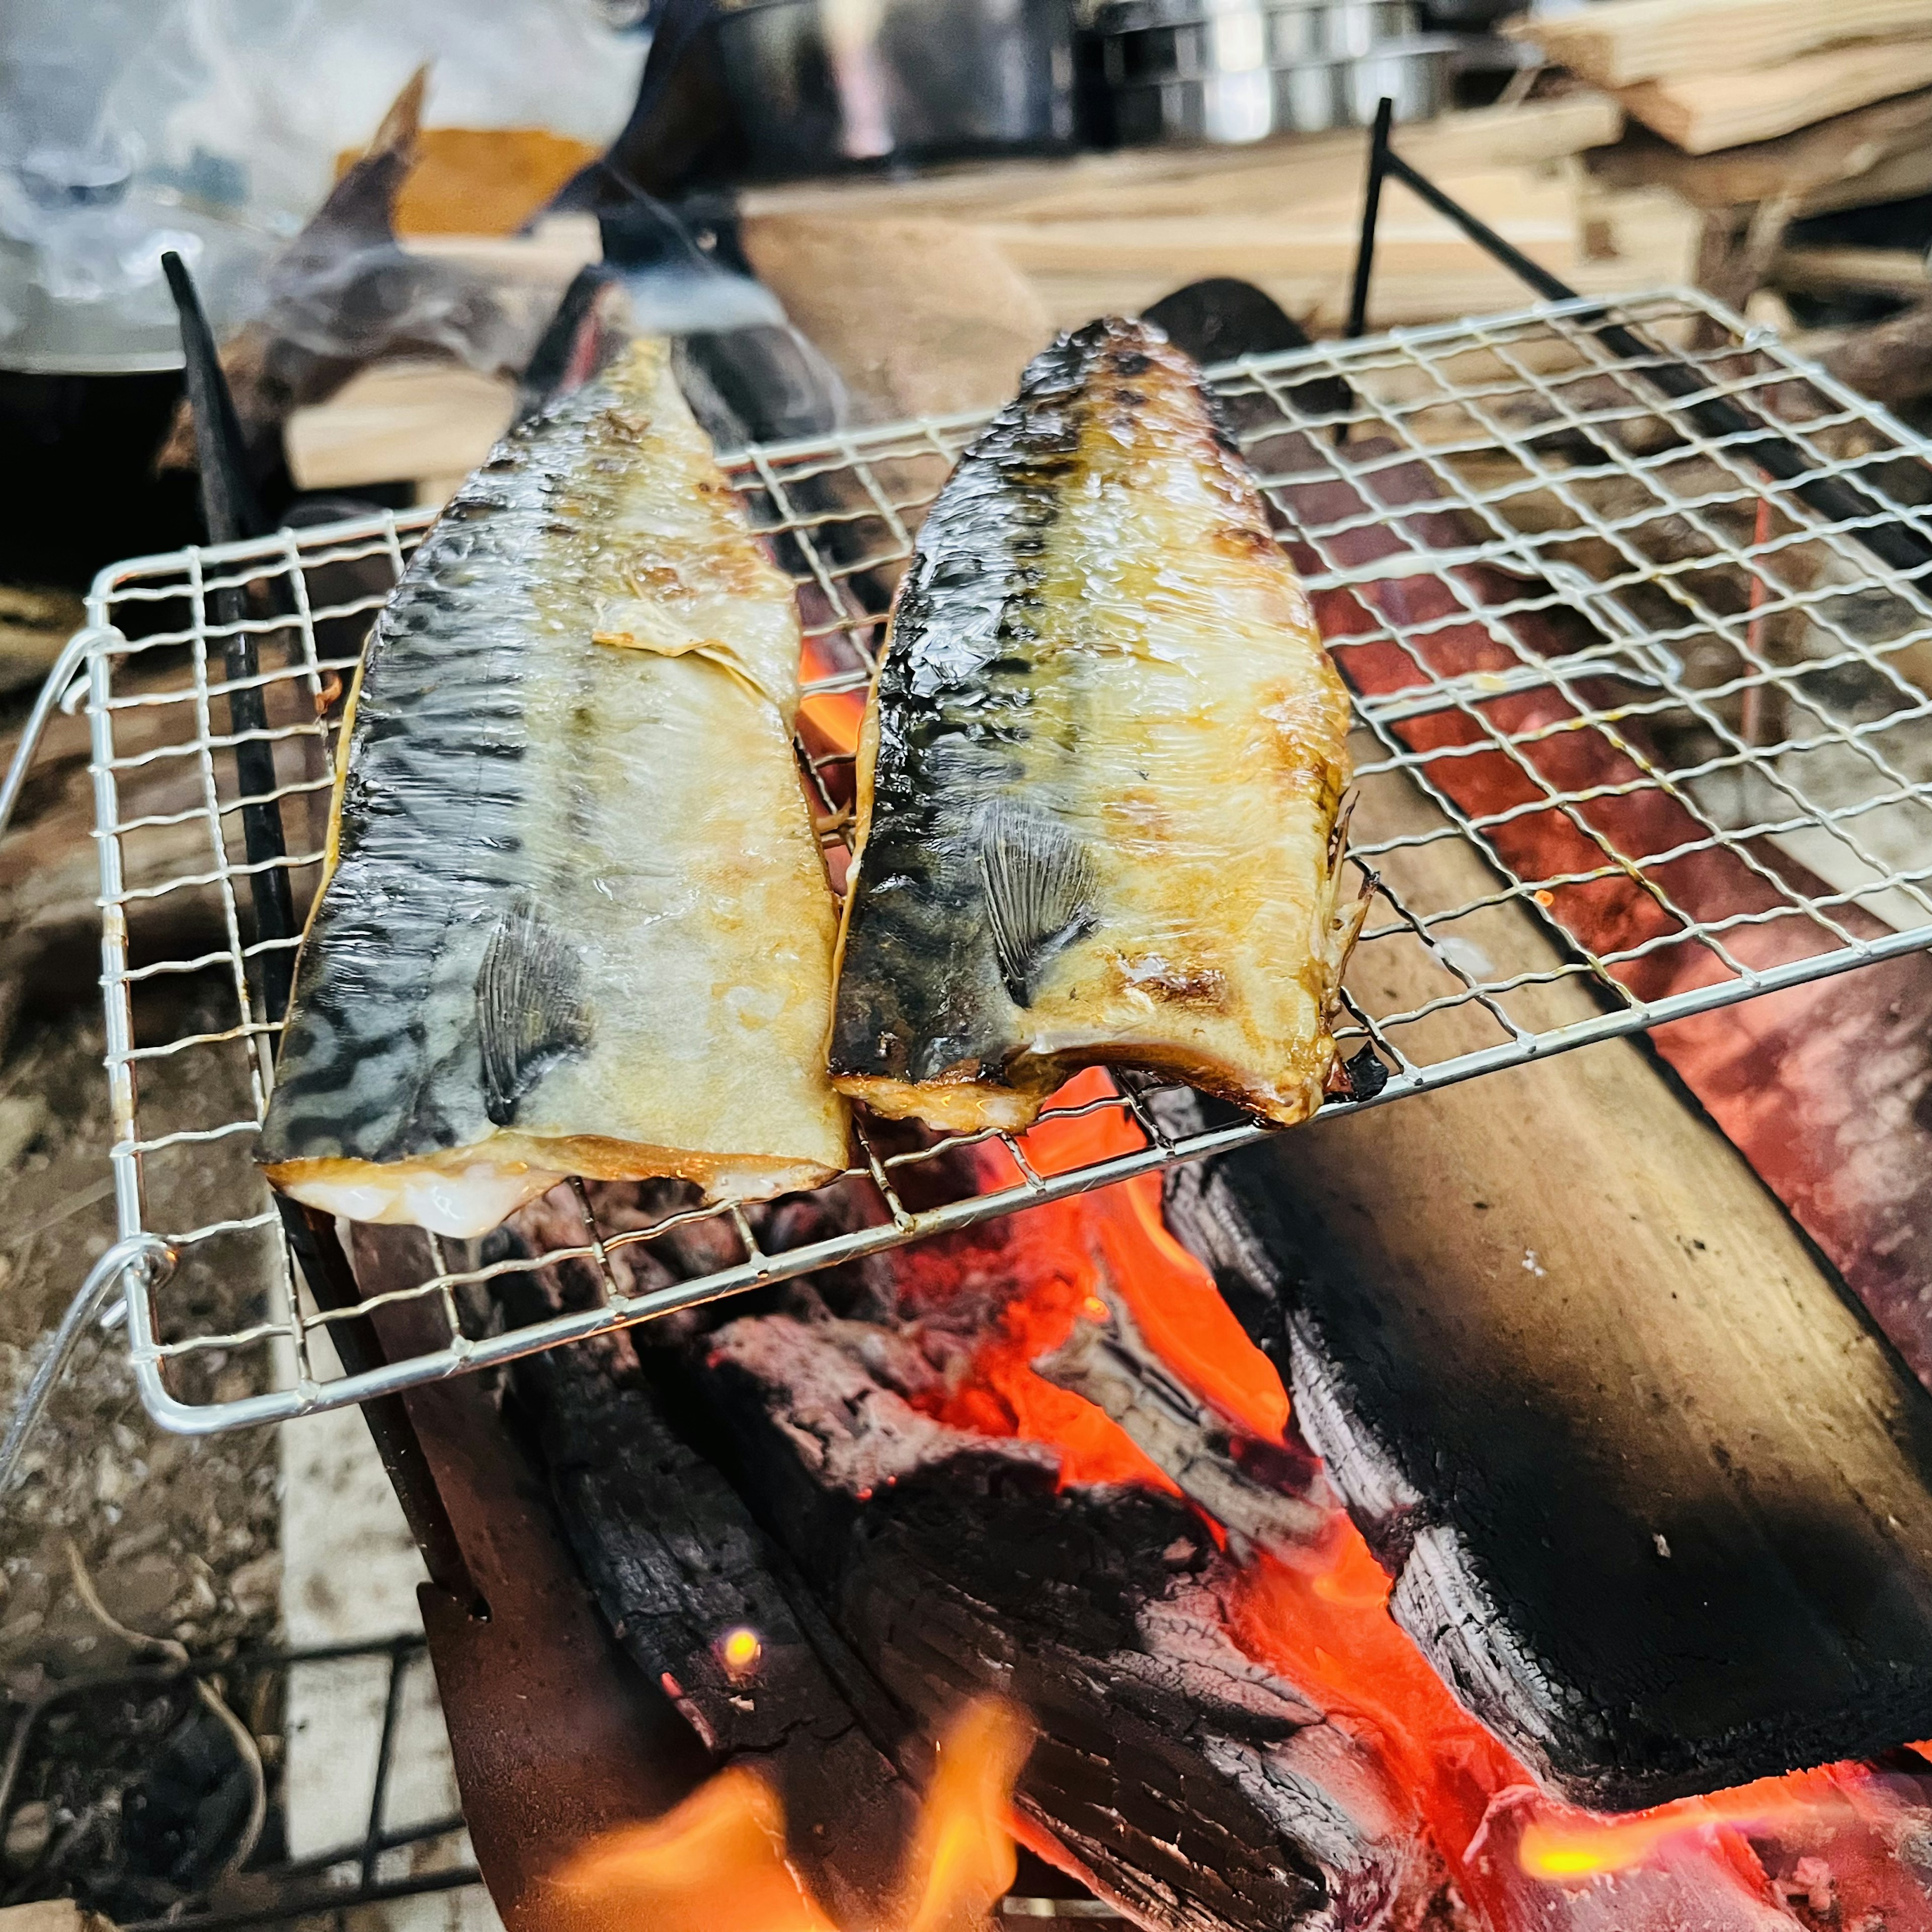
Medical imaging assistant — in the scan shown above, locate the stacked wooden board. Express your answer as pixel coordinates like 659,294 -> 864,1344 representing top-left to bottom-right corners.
1517,0 -> 1932,411
287,94 -> 1702,500
1511,0 -> 1932,155
738,92 -> 1680,340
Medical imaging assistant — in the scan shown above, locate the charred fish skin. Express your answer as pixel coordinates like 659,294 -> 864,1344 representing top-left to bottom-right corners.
258,337 -> 849,1238
830,316 -> 1358,1134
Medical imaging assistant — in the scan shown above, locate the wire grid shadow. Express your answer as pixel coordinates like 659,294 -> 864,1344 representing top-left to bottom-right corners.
75,286 -> 1932,1433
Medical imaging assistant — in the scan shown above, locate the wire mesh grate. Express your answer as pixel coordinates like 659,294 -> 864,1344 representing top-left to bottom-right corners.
73,287 -> 1932,1433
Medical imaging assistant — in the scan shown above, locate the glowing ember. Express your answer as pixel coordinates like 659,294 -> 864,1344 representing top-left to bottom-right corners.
561,1699 -> 1028,1932
796,636 -> 868,774
898,1064 -> 1290,1492
718,1626 -> 763,1678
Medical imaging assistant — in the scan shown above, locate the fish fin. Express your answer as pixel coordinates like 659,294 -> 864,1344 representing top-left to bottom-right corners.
1327,787 -> 1357,871
977,798 -> 1097,1007
475,895 -> 592,1127
1310,787 -> 1370,1021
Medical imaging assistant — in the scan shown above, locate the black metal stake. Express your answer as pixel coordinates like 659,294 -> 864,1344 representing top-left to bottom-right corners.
1344,95 -> 1394,343
160,252 -> 481,1619
162,252 -> 298,1026
1339,102 -> 1932,581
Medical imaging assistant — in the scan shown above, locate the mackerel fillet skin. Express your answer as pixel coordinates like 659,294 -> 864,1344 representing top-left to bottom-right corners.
829,317 -> 1360,1134
259,338 -> 848,1238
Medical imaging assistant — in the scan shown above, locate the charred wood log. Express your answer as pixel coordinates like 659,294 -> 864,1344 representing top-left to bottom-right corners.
1161,1023 -> 1932,1811
511,1238 -> 1451,1932
1031,1280 -> 1336,1566
684,1312 -> 1450,1932
506,1330 -> 916,1929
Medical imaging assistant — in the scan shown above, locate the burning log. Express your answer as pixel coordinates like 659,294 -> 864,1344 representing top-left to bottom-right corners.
504,1166 -> 1932,1932
1031,1279 -> 1338,1568
1155,756 -> 1932,1809
698,1312 -> 1451,1930
506,1328 -> 918,1930
505,1204 -> 1450,1932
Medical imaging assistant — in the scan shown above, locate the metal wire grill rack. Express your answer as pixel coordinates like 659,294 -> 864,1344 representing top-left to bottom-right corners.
61,286 -> 1932,1434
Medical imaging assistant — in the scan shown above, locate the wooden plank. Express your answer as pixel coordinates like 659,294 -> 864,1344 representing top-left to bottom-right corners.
397,129 -> 597,236
1806,135 -> 1932,212
983,92 -> 1625,225
738,95 -> 1622,228
1775,244 -> 1930,296
1001,175 -> 1698,334
1161,758 -> 1932,1807
1620,39 -> 1932,155
739,215 -> 1054,422
403,213 -> 601,285
284,359 -> 515,493
0,1906 -> 116,1932
1509,0 -> 1932,90
981,170 -> 1583,278
1589,89 -> 1932,213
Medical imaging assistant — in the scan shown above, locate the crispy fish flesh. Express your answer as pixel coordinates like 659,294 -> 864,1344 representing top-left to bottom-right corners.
828,315 -> 1361,1135
258,337 -> 848,1238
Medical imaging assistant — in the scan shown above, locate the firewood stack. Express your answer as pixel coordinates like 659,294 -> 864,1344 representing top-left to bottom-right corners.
1512,0 -> 1932,410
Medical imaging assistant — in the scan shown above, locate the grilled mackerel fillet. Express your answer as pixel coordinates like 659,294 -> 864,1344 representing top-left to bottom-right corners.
829,316 -> 1360,1134
259,337 -> 848,1238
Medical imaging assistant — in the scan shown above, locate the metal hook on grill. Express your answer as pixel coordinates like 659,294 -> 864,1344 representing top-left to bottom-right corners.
0,1233 -> 175,1499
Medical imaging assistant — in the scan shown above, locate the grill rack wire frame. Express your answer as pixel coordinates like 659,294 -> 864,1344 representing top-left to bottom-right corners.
63,284 -> 1932,1436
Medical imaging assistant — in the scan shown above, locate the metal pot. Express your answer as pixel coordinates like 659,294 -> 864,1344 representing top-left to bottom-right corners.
1093,0 -> 1452,144
712,0 -> 1078,176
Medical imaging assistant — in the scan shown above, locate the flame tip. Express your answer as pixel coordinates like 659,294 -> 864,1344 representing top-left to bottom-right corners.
561,1697 -> 1029,1932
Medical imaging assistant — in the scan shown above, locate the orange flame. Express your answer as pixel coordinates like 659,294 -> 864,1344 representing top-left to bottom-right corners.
901,1700 -> 1031,1932
921,1064 -> 1289,1482
562,1764 -> 832,1932
798,635 -> 868,765
560,1700 -> 1029,1932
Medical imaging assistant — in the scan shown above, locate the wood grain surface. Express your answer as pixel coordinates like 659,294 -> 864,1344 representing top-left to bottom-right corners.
1512,0 -> 1932,90
1620,40 -> 1932,154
